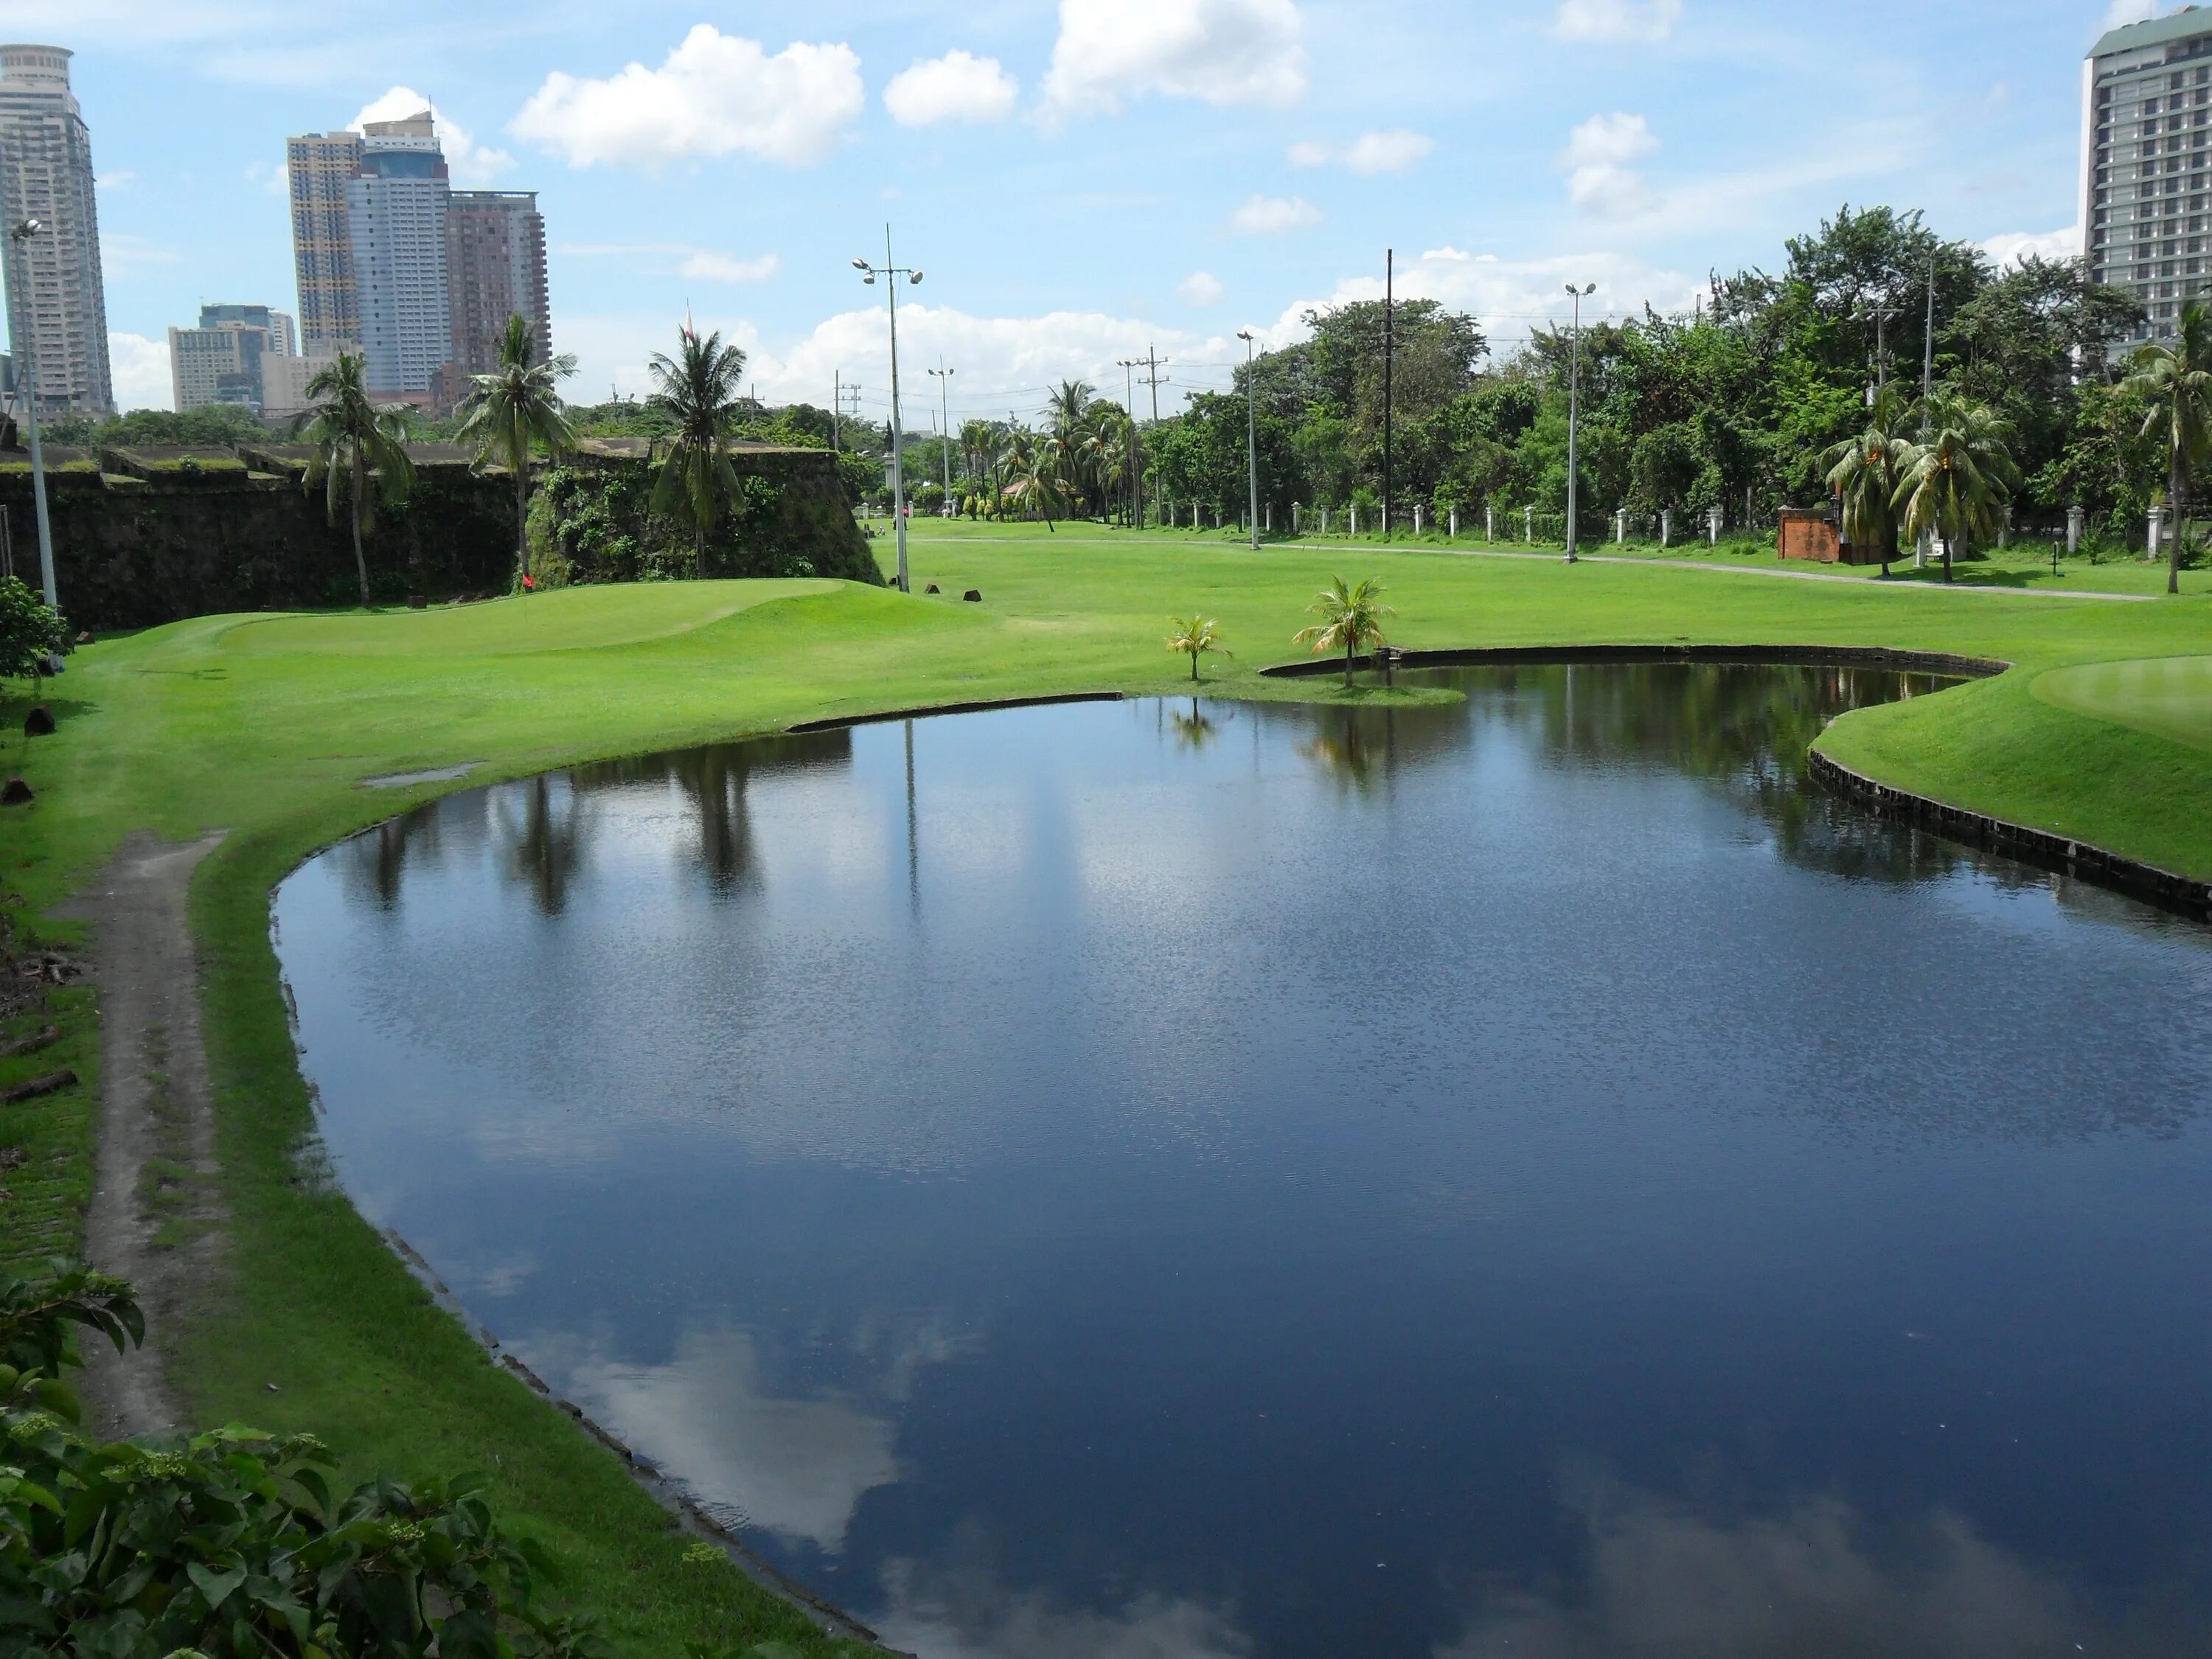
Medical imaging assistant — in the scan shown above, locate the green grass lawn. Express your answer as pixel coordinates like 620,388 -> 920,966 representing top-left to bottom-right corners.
2034,653 -> 2212,752
4,520 -> 2211,1655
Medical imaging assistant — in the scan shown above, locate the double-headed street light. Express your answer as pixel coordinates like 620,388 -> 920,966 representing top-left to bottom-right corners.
6,218 -> 57,615
1563,281 -> 1596,565
853,230 -> 923,592
1236,330 -> 1260,552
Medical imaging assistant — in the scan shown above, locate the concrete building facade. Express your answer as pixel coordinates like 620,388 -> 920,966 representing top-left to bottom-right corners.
345,112 -> 450,399
286,130 -> 363,354
2085,7 -> 2212,344
0,44 -> 111,416
167,303 -> 296,411
447,189 -> 549,377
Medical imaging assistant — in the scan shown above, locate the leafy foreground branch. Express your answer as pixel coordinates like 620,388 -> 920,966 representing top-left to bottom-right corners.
0,1263 -> 846,1659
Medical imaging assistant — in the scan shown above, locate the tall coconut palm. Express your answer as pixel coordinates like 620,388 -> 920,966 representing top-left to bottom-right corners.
1166,612 -> 1230,681
1294,574 -> 1394,688
295,352 -> 415,608
1891,397 -> 2018,584
1001,425 -> 1061,532
647,325 -> 748,577
1822,386 -> 1910,577
2121,295 -> 2212,594
455,313 -> 579,594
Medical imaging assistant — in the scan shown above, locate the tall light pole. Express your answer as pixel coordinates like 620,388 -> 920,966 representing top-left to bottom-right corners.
928,361 -> 955,515
1237,330 -> 1260,551
853,229 -> 923,592
1382,248 -> 1394,540
1117,356 -> 1141,525
7,218 -> 57,611
1562,281 -> 1596,565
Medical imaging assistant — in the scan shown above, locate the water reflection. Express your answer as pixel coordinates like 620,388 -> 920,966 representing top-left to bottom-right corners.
1437,1478 -> 2185,1659
277,669 -> 2212,1659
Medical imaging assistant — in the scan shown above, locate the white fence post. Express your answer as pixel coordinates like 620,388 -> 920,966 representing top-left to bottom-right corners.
1708,505 -> 1722,546
2066,505 -> 2083,554
1615,509 -> 1625,545
1486,505 -> 1494,542
1413,504 -> 1424,535
1449,509 -> 1458,538
1523,506 -> 1534,543
1660,509 -> 1672,547
1350,507 -> 1360,537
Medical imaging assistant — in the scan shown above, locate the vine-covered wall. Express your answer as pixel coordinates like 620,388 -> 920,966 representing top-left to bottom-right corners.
0,440 -> 878,633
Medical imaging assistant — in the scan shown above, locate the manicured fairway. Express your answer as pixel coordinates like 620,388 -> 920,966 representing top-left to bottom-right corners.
2034,653 -> 2212,751
4,521 -> 2212,1658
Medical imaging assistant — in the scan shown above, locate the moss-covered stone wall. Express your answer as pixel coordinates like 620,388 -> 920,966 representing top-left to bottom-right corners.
0,439 -> 877,632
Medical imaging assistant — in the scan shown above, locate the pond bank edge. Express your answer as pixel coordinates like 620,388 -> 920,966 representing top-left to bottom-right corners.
1808,748 -> 2212,923
1259,642 -> 2012,678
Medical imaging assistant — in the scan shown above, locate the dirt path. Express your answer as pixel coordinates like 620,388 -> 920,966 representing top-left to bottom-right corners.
54,831 -> 227,1439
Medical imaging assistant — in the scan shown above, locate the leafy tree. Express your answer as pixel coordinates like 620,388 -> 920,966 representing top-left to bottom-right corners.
1165,613 -> 1230,681
2121,295 -> 2212,594
1893,396 -> 2019,582
0,577 -> 70,687
295,353 -> 415,608
456,313 -> 580,594
647,326 -> 748,577
1293,574 -> 1394,688
1822,386 -> 1912,574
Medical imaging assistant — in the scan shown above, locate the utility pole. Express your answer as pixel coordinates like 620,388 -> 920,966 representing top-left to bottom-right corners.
1563,281 -> 1596,564
832,370 -> 841,452
1117,356 -> 1140,524
852,229 -> 923,592
1382,248 -> 1394,540
6,218 -> 57,615
1134,345 -> 1171,528
1237,330 -> 1260,552
928,361 -> 955,512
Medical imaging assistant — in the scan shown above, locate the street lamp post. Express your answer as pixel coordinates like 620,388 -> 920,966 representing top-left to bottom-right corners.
853,229 -> 924,592
1237,330 -> 1260,552
7,218 -> 58,613
928,362 -> 955,516
1563,281 -> 1596,565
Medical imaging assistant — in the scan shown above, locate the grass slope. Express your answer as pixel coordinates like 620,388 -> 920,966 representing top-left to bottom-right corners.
2033,653 -> 2212,753
2,522 -> 2211,1654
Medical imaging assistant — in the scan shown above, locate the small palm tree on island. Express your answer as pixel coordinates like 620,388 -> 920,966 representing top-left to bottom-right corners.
1166,613 -> 1230,681
295,352 -> 415,608
1891,397 -> 2017,585
455,313 -> 578,594
2122,295 -> 2212,594
647,324 -> 748,577
1822,385 -> 1909,577
1295,574 -> 1394,689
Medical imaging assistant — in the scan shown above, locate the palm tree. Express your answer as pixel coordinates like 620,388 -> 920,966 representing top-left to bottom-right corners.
647,325 -> 748,577
1822,386 -> 1910,577
295,352 -> 415,608
1166,613 -> 1230,681
455,313 -> 579,594
1891,397 -> 2018,584
1294,574 -> 1394,687
1001,425 -> 1060,532
2121,296 -> 2212,594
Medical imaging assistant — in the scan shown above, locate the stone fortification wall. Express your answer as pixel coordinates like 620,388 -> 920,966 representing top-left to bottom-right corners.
0,439 -> 877,632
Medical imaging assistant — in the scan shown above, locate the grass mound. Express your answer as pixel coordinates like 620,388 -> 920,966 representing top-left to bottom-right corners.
2034,654 -> 2212,751
218,579 -> 841,658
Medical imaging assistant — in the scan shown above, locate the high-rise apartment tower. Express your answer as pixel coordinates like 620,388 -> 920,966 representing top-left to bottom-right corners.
287,129 -> 363,353
2085,7 -> 2212,344
0,44 -> 111,416
167,302 -> 296,411
446,190 -> 549,377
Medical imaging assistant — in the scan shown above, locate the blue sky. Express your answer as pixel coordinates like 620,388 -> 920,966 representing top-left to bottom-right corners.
1,0 -> 2151,417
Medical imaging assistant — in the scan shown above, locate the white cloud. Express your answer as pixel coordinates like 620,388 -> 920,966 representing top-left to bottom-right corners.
2105,0 -> 2156,25
1229,193 -> 1321,233
243,159 -> 288,197
1981,226 -> 2083,267
678,250 -> 780,282
1554,0 -> 1684,44
884,50 -> 1019,126
510,25 -> 864,168
1178,271 -> 1224,307
95,169 -> 135,192
1343,129 -> 1433,174
559,243 -> 779,283
352,87 -> 514,187
100,233 -> 180,279
1286,129 -> 1433,174
111,333 -> 172,411
1559,111 -> 1658,217
1043,0 -> 1307,118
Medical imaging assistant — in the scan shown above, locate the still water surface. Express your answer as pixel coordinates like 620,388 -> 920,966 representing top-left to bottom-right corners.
275,666 -> 2212,1658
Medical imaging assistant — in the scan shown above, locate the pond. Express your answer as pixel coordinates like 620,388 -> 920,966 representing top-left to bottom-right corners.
274,664 -> 2212,1659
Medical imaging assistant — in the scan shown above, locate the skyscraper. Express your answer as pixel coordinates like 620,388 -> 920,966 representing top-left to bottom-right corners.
2084,7 -> 2212,345
0,44 -> 111,417
287,129 -> 363,353
286,109 -> 554,406
447,190 -> 549,376
167,302 -> 296,412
